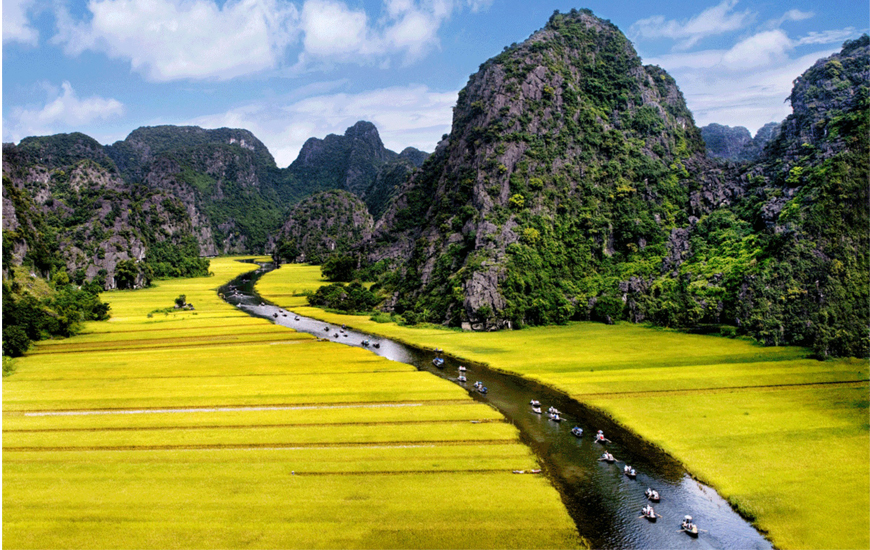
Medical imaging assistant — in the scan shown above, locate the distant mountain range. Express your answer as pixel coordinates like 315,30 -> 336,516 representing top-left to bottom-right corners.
700,122 -> 781,162
3,10 -> 867,358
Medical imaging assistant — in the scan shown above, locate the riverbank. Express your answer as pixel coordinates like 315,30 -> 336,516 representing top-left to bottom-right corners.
3,258 -> 581,549
257,264 -> 870,550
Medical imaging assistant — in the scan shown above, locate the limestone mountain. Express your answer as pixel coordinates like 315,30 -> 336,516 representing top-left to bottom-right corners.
362,12 -> 867,357
271,190 -> 374,264
3,121 -> 424,289
106,126 -> 286,255
719,35 -> 869,357
283,121 -> 427,219
367,8 -> 711,329
3,134 -> 206,290
701,122 -> 780,162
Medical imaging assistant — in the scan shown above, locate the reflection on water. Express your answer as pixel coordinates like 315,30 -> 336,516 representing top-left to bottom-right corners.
222,265 -> 772,550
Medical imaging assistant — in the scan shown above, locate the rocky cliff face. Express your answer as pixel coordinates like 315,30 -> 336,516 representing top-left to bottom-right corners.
107,126 -> 285,255
2,135 -> 200,289
701,122 -> 781,162
284,121 -> 426,217
369,9 -> 710,328
271,190 -> 374,264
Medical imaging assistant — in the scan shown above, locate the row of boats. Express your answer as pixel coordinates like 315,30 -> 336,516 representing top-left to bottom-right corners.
527,398 -> 701,537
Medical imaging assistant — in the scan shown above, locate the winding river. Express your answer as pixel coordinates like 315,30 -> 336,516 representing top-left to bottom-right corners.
222,263 -> 773,550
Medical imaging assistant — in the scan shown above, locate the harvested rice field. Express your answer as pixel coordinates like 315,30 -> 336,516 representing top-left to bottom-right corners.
3,258 -> 581,549
258,263 -> 870,550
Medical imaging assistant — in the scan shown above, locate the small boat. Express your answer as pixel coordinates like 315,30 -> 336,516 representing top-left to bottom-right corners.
624,465 -> 637,479
478,386 -> 488,394
571,426 -> 583,437
273,313 -> 278,318
531,405 -> 542,414
344,334 -> 348,338
323,326 -> 330,332
680,516 -> 699,537
282,314 -> 287,317
594,430 -> 611,443
458,365 -> 467,372
472,382 -> 487,394
457,375 -> 467,383
294,316 -> 300,321
641,505 -> 657,522
530,400 -> 541,407
645,488 -> 660,502
432,357 -> 445,368
260,302 -> 265,306
333,333 -> 339,338
598,452 -> 616,463
548,413 -> 563,422
361,340 -> 370,347
547,406 -> 559,415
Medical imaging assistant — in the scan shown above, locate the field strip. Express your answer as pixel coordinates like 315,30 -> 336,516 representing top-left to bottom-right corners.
3,439 -> 517,452
7,400 -> 473,416
289,469 -> 535,476
577,379 -> 870,399
18,369 -> 414,382
73,323 -> 265,335
25,339 -> 309,355
5,419 -> 505,432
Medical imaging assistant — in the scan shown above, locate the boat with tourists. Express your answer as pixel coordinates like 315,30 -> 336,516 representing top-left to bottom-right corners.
680,516 -> 699,537
571,426 -> 583,437
598,452 -> 616,463
624,465 -> 637,478
594,430 -> 611,443
641,505 -> 658,521
645,488 -> 660,502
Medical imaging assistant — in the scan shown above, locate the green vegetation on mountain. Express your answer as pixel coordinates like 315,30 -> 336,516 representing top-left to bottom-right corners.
365,11 -> 868,358
281,121 -> 426,218
272,190 -> 373,265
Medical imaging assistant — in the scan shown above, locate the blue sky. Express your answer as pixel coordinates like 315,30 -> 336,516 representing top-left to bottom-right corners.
3,0 -> 867,166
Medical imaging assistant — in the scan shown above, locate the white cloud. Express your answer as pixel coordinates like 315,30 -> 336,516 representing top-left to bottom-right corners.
630,0 -> 754,50
297,0 -> 489,66
3,0 -> 40,45
721,29 -> 793,69
52,0 -> 300,81
765,8 -> 814,29
648,44 -> 842,133
186,84 -> 458,166
796,28 -> 858,46
3,82 -> 125,142
300,0 -> 372,58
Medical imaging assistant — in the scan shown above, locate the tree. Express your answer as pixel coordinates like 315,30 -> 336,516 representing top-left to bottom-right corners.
321,254 -> 357,282
273,237 -> 299,267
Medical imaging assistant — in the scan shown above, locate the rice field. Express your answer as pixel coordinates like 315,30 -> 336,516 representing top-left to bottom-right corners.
258,264 -> 870,550
3,258 -> 581,549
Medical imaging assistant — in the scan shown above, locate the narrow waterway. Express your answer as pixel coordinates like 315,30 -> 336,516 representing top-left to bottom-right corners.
222,263 -> 773,550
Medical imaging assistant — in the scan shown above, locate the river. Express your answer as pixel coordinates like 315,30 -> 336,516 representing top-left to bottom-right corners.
222,263 -> 773,550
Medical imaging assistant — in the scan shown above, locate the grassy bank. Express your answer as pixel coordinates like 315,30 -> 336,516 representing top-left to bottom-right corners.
257,264 -> 870,550
3,257 -> 581,549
